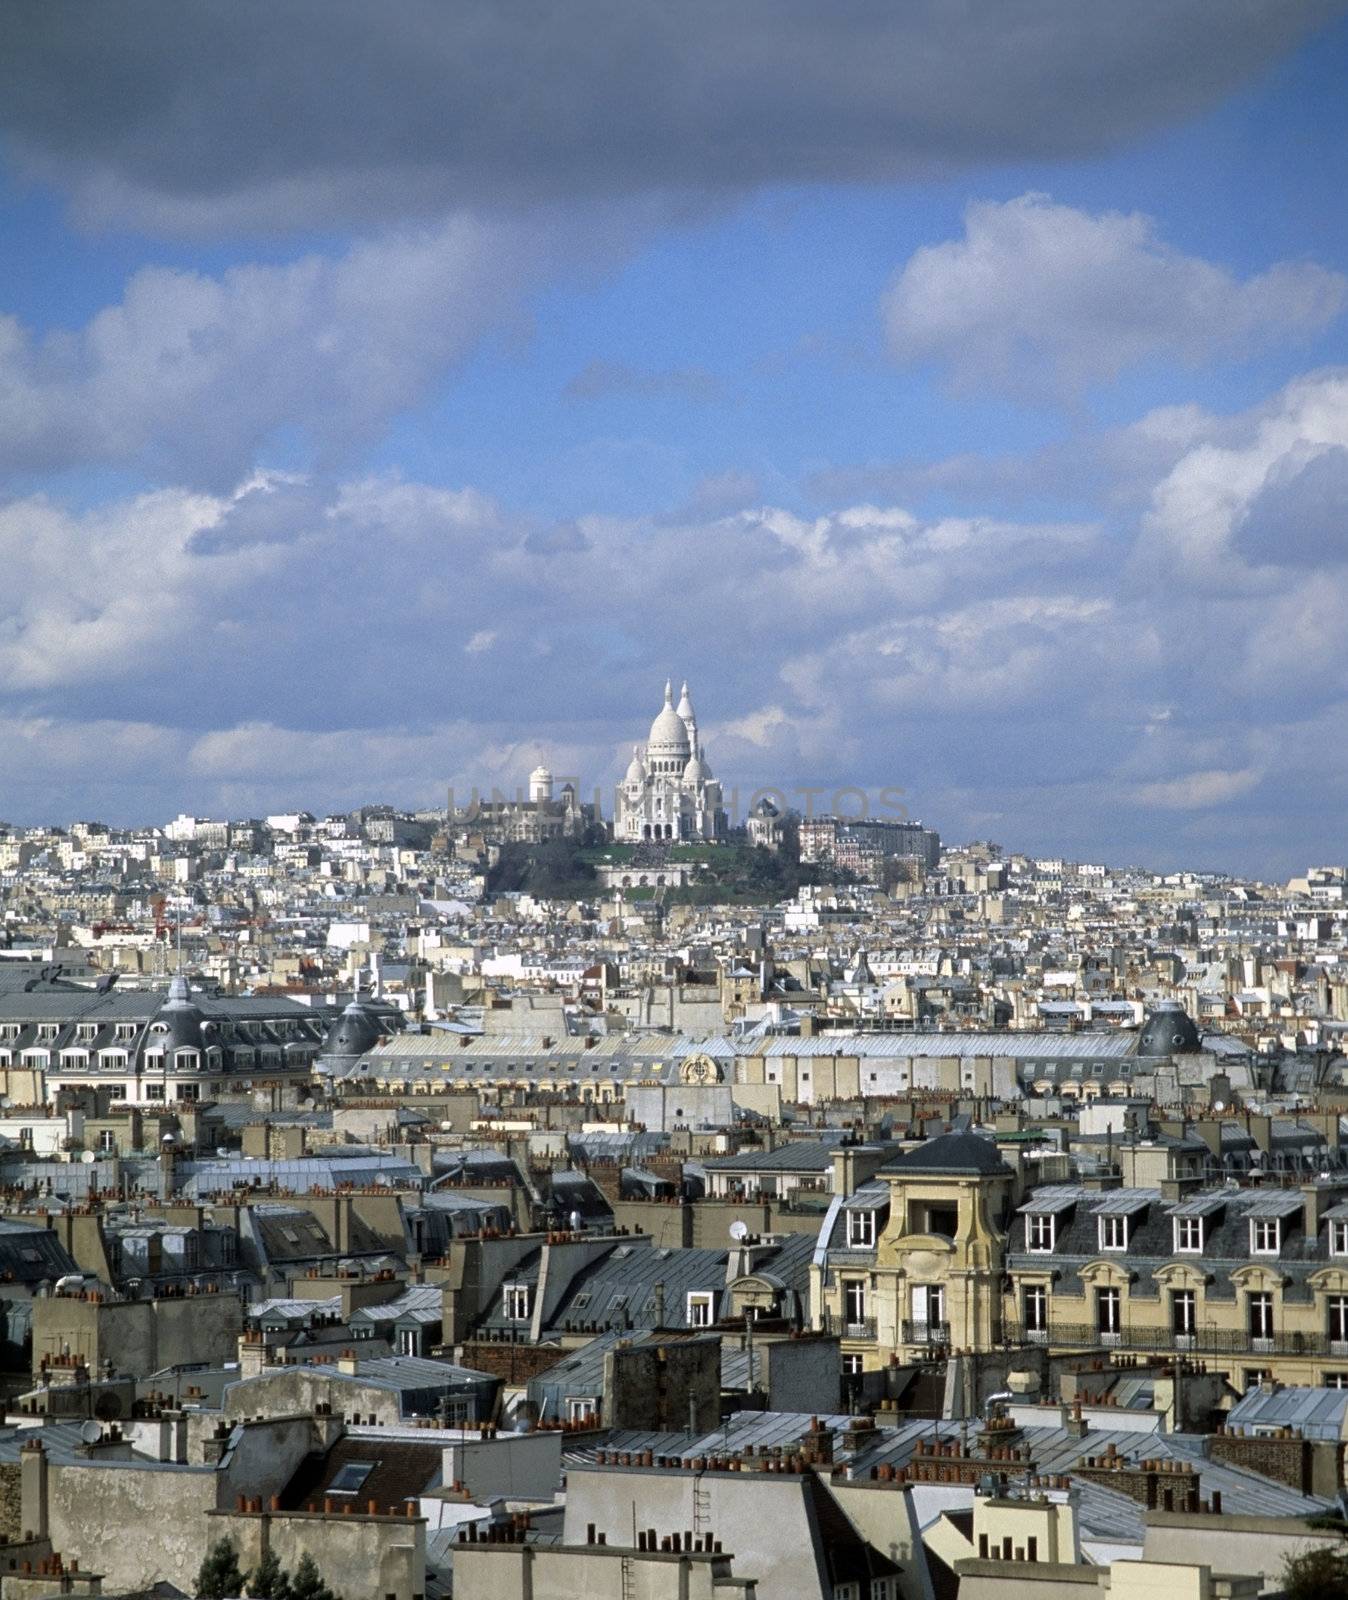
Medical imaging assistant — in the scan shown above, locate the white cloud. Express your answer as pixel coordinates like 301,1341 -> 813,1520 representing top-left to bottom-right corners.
884,194 -> 1345,398
464,630 -> 498,655
0,219 -> 550,485
1129,768 -> 1263,809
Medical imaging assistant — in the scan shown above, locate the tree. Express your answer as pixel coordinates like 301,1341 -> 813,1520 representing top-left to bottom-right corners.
1282,1545 -> 1348,1600
196,1536 -> 247,1599
287,1553 -> 341,1600
247,1548 -> 291,1599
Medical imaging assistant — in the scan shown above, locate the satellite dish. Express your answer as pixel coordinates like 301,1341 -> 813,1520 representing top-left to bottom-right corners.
729,1220 -> 750,1243
0,1095 -> 11,1110
1212,1100 -> 1226,1113
568,1210 -> 583,1231
80,1150 -> 96,1165
79,1421 -> 101,1445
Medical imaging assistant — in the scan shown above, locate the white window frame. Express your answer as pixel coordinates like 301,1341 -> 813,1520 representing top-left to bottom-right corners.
503,1283 -> 533,1322
1096,1286 -> 1121,1340
847,1210 -> 876,1249
567,1396 -> 600,1423
1023,1284 -> 1048,1336
1331,1221 -> 1348,1258
687,1292 -> 714,1328
1250,1219 -> 1280,1256
1330,1295 -> 1348,1348
1248,1291 -> 1274,1343
1173,1216 -> 1203,1254
1027,1214 -> 1055,1253
1098,1214 -> 1128,1252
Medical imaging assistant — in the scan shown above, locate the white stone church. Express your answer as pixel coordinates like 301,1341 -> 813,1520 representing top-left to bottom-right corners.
614,680 -> 727,842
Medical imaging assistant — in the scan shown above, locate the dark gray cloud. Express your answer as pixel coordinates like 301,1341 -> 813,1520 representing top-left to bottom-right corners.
0,1 -> 1338,232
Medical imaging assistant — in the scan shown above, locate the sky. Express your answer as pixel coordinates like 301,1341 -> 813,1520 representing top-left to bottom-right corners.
1,1 -> 1348,879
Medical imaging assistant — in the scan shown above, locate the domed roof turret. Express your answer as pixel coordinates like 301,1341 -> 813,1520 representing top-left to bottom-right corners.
682,752 -> 711,784
321,985 -> 384,1063
624,746 -> 647,785
648,680 -> 691,756
676,681 -> 696,721
1136,1000 -> 1202,1057
151,972 -> 207,1050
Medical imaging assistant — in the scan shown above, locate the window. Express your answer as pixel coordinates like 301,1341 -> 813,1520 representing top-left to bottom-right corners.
1098,1215 -> 1128,1252
1171,1290 -> 1196,1341
328,1461 -> 375,1494
175,1082 -> 200,1103
1248,1292 -> 1274,1345
1027,1214 -> 1055,1253
847,1210 -> 875,1249
1330,1295 -> 1348,1348
842,1353 -> 864,1375
1174,1216 -> 1203,1254
145,1084 -> 165,1101
1250,1220 -> 1280,1256
1096,1287 -> 1121,1341
567,1397 -> 599,1423
1244,1368 -> 1270,1390
1324,1372 -> 1348,1389
1331,1221 -> 1348,1257
911,1284 -> 945,1334
98,1130 -> 117,1153
843,1279 -> 868,1332
107,1084 -> 126,1100
1023,1284 -> 1048,1337
687,1292 -> 714,1328
503,1284 -> 533,1322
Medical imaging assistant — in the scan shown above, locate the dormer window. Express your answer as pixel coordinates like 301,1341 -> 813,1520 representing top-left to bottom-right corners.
1251,1219 -> 1281,1256
1027,1214 -> 1055,1252
1098,1215 -> 1128,1252
687,1292 -> 714,1328
503,1284 -> 533,1322
1331,1220 -> 1348,1258
847,1210 -> 876,1248
1174,1216 -> 1203,1253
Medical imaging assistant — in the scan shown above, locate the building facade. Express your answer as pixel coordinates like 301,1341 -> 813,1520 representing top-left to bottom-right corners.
615,681 -> 726,843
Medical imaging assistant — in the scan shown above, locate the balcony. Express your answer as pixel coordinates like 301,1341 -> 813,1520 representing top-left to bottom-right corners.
821,1312 -> 876,1340
1002,1320 -> 1329,1358
902,1321 -> 952,1347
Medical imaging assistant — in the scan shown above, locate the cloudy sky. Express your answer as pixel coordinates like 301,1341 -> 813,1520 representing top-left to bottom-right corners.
2,2 -> 1348,877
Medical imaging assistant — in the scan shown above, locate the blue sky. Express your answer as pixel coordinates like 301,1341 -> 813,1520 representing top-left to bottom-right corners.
1,1 -> 1347,877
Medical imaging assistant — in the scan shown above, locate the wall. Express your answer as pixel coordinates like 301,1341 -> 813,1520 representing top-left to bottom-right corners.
443,1430 -> 562,1501
214,1508 -> 425,1600
564,1465 -> 838,1600
42,1458 -> 221,1593
604,1340 -> 721,1432
454,1541 -> 741,1600
761,1338 -> 841,1414
1144,1511 -> 1344,1593
31,1293 -> 243,1379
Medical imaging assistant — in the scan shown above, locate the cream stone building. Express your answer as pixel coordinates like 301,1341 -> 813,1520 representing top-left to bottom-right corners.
615,680 -> 726,843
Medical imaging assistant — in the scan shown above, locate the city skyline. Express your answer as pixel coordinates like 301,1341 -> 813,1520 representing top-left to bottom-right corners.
2,6 -> 1348,876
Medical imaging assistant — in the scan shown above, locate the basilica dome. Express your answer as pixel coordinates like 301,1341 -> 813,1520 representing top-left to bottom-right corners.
647,681 -> 691,756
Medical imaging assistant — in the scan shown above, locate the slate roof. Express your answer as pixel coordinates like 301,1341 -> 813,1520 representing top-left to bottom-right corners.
879,1132 -> 1013,1177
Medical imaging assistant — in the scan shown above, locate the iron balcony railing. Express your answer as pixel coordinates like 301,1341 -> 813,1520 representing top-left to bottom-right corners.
902,1320 -> 952,1347
823,1313 -> 877,1340
1002,1319 -> 1332,1358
